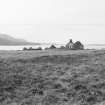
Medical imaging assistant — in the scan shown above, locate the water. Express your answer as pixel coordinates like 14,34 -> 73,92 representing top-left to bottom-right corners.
85,45 -> 105,50
0,45 -> 50,50
0,44 -> 104,50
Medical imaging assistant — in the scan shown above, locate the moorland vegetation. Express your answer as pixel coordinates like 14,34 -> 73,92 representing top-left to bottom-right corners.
0,49 -> 104,105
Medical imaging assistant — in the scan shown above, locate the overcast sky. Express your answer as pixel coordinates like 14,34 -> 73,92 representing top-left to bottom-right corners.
0,0 -> 104,44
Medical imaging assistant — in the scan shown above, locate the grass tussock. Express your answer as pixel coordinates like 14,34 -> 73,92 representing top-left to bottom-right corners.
0,50 -> 105,105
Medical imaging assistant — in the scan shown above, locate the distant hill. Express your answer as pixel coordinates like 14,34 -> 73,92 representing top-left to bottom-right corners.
0,34 -> 40,45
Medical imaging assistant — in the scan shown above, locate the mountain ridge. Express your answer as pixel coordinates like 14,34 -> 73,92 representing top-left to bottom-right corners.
0,34 -> 40,45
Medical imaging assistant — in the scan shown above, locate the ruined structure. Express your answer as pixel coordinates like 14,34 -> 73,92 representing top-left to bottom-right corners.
65,39 -> 74,49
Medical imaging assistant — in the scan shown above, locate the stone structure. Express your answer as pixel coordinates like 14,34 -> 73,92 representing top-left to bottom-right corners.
65,39 -> 74,49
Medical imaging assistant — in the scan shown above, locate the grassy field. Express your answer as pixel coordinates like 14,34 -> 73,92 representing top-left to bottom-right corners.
0,49 -> 105,105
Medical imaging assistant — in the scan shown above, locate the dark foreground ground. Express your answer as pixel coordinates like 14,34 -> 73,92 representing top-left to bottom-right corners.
0,49 -> 105,105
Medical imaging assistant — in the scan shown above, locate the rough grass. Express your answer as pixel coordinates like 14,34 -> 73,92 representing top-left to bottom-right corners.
0,49 -> 105,105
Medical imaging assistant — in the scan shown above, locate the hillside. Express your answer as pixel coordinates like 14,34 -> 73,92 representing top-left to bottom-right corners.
0,34 -> 40,45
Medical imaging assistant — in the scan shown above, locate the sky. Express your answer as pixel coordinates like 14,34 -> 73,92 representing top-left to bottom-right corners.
0,0 -> 104,44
